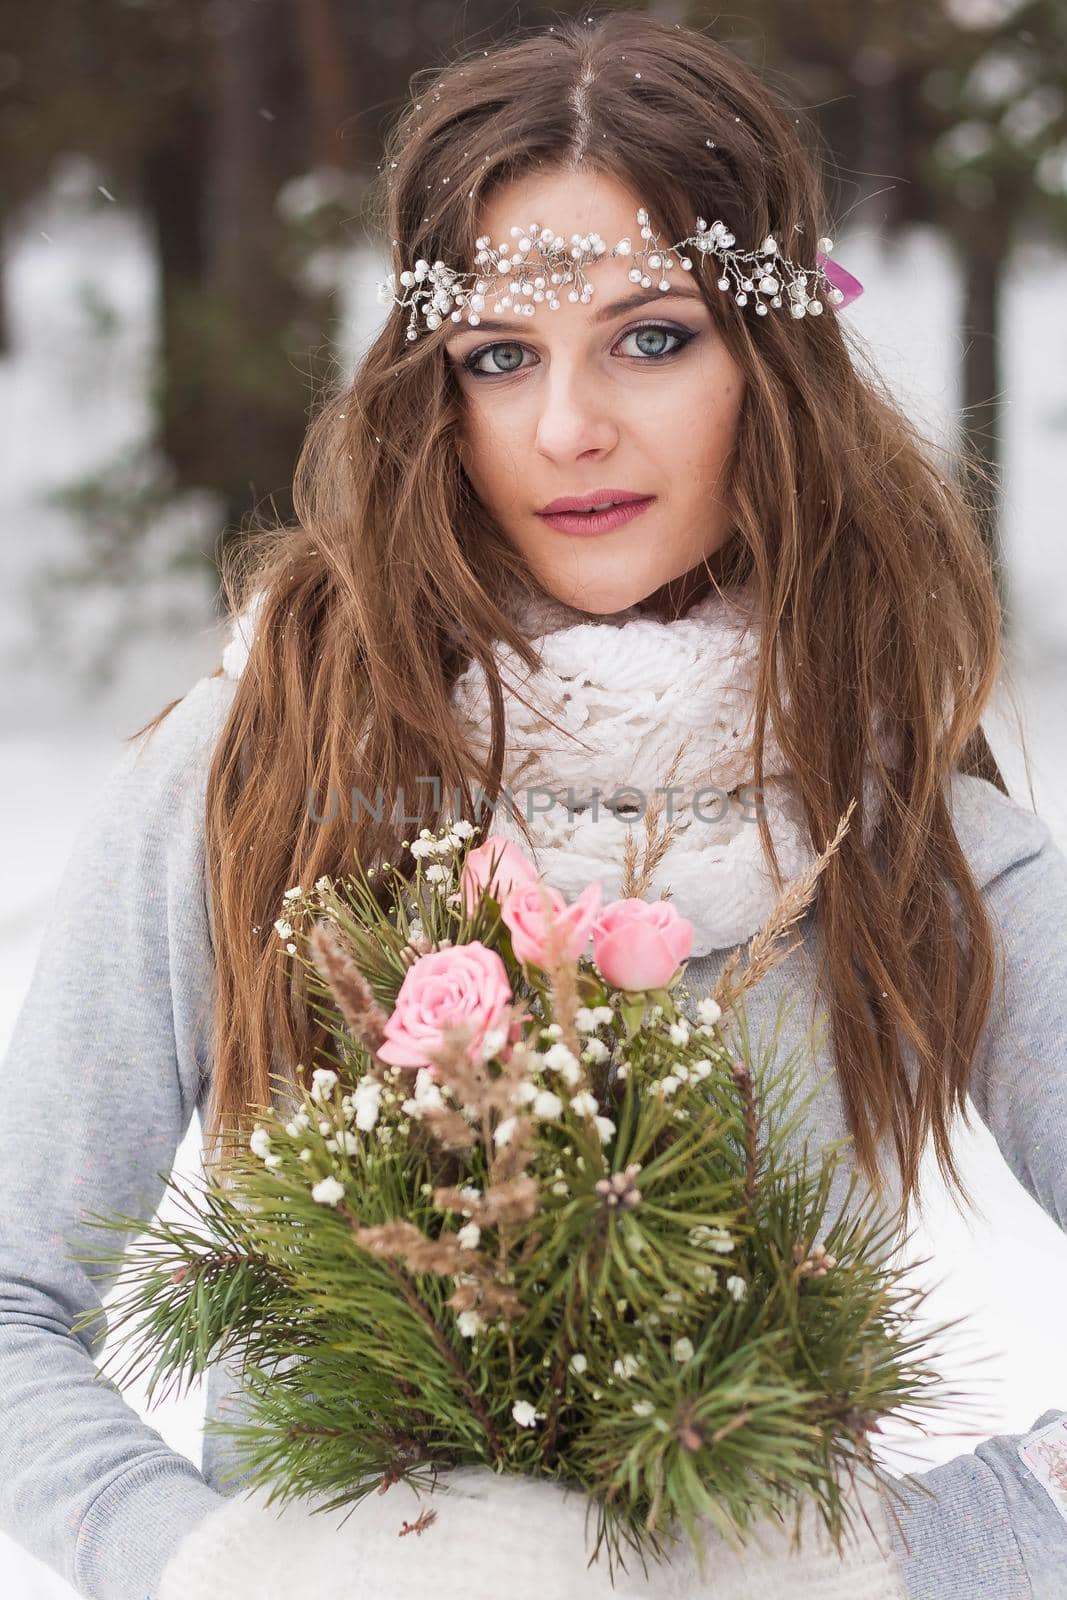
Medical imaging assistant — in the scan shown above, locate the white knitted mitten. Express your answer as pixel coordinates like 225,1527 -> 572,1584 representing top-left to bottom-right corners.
156,1467 -> 909,1600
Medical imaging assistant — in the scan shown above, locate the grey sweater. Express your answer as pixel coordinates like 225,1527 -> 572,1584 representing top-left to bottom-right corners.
1,670 -> 1066,1600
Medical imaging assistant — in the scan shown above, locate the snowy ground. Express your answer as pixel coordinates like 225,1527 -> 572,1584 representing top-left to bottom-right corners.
1,180 -> 1065,1596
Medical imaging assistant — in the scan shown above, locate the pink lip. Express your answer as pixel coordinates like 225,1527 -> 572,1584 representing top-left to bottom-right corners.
540,488 -> 653,514
537,497 -> 655,537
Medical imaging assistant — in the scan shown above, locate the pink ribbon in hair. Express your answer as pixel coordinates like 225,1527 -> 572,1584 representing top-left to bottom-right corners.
816,251 -> 864,309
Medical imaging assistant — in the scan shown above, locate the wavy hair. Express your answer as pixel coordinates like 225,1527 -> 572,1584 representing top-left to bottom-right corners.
135,11 -> 1028,1227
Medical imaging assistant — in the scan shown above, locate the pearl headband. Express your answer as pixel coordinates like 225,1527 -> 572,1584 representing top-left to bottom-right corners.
377,206 -> 864,341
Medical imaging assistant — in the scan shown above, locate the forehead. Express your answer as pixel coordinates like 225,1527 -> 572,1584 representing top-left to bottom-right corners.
454,168 -> 706,334
475,168 -> 649,249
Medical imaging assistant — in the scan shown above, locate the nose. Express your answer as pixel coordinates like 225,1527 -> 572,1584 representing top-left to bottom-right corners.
533,360 -> 620,462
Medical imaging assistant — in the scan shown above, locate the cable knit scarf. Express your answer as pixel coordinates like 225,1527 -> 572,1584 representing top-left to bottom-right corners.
222,579 -> 833,957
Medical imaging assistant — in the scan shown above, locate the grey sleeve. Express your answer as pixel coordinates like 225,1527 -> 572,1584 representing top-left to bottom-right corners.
0,674 -> 237,1600
884,786 -> 1067,1600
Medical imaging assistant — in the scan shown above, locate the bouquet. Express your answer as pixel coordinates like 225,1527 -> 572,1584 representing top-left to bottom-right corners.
73,808 -> 969,1590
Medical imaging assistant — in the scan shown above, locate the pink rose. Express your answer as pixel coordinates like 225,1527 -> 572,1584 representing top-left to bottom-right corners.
501,880 -> 603,968
377,940 -> 514,1070
591,899 -> 694,991
459,838 -> 541,916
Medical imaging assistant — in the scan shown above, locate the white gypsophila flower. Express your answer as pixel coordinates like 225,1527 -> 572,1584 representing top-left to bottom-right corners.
299,1148 -> 312,1161
424,864 -> 448,883
314,875 -> 332,894
569,1090 -> 599,1118
593,1115 -> 615,1144
282,885 -> 303,902
249,1125 -> 272,1159
574,1008 -> 600,1034
697,997 -> 722,1026
550,1180 -> 569,1196
693,1264 -> 717,1286
542,1023 -> 563,1040
457,1222 -> 481,1250
672,1337 -> 695,1364
286,938 -> 296,953
581,1038 -> 610,1064
408,839 -> 434,859
457,1310 -> 486,1338
512,1399 -> 543,1428
263,1153 -> 282,1168
532,1090 -> 563,1121
632,1399 -> 655,1417
569,1352 -> 588,1374
612,1353 -> 641,1379
689,1225 -> 735,1253
672,1063 -> 691,1082
614,1060 -> 631,1080
310,1067 -> 339,1104
690,1058 -> 713,1081
340,1130 -> 360,1155
354,1080 -> 382,1131
311,1176 -> 345,1206
512,1080 -> 539,1106
726,1275 -> 748,1302
459,1184 -> 482,1208
494,1116 -> 517,1147
480,1026 -> 507,1061
273,918 -> 293,941
657,1075 -> 682,1098
593,1005 -> 614,1024
669,1021 -> 691,1046
542,1042 -> 581,1084
451,819 -> 475,838
318,1119 -> 331,1135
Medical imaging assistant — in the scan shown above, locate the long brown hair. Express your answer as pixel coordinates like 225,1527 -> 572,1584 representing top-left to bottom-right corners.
135,12 -> 1029,1227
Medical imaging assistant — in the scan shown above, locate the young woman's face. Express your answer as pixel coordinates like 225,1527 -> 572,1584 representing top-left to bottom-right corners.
447,168 -> 746,615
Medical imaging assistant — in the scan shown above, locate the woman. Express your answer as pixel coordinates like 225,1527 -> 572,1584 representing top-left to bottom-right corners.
1,13 -> 1064,1600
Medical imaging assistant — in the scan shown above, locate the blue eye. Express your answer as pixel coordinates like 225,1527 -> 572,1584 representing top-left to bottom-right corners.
456,322 -> 695,379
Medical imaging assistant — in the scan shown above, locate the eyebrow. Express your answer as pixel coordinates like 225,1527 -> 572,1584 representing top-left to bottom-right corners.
444,285 -> 706,337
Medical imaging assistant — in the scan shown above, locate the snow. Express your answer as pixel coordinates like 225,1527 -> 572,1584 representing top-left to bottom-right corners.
1,188 -> 1065,1595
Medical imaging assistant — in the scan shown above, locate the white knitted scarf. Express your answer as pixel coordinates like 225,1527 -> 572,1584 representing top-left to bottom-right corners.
222,580 -> 836,957
451,580 -> 822,957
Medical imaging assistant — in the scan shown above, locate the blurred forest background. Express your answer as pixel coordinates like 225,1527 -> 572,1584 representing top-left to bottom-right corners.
2,3 -> 1067,1596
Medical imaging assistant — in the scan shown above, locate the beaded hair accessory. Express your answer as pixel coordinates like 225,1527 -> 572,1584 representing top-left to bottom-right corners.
377,206 -> 864,341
